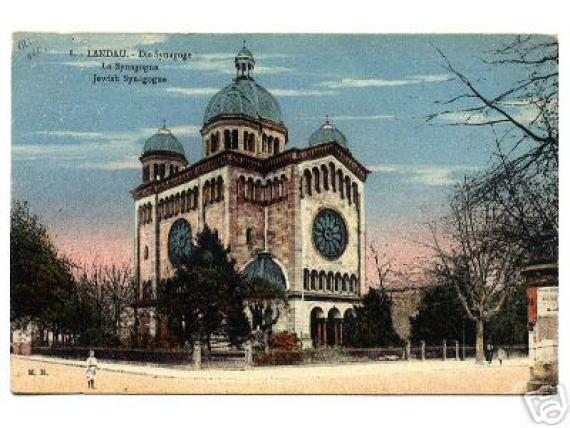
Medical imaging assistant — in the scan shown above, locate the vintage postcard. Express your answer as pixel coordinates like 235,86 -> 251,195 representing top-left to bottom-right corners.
10,33 -> 559,396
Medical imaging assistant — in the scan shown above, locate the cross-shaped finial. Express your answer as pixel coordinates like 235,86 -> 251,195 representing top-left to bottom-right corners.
162,118 -> 166,129
243,39 -> 246,48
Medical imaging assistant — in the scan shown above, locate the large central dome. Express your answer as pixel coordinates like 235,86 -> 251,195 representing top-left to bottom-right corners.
203,46 -> 283,125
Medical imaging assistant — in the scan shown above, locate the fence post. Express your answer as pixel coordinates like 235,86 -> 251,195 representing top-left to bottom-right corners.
442,339 -> 447,361
420,341 -> 425,361
193,342 -> 201,370
406,341 -> 411,361
244,342 -> 253,369
455,340 -> 460,361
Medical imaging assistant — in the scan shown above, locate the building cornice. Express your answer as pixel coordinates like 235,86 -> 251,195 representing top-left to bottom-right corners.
131,142 -> 371,200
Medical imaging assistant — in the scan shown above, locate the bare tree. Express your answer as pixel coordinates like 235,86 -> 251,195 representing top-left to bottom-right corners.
368,241 -> 395,290
429,35 -> 558,254
428,184 -> 521,362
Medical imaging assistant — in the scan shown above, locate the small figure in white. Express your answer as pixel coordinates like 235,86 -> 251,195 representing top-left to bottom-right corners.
497,346 -> 506,365
85,350 -> 98,390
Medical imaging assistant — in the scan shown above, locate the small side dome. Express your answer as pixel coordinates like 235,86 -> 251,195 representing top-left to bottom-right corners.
309,118 -> 349,150
142,127 -> 186,159
242,252 -> 287,291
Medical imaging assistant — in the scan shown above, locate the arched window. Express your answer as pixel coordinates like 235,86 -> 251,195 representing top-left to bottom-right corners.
247,177 -> 254,200
180,190 -> 186,213
243,131 -> 249,150
217,177 -> 224,202
144,245 -> 149,260
274,138 -> 280,154
345,177 -> 352,205
254,180 -> 262,201
321,164 -> 329,190
303,169 -> 312,196
224,130 -> 231,150
350,275 -> 357,293
311,270 -> 318,290
246,227 -> 253,245
174,194 -> 180,215
303,269 -> 310,290
193,186 -> 198,209
329,162 -> 336,191
327,272 -> 334,291
312,167 -> 320,193
334,273 -> 341,292
248,133 -> 255,152
337,170 -> 344,198
231,129 -> 239,149
268,136 -> 274,154
319,271 -> 326,291
352,183 -> 359,207
342,274 -> 349,292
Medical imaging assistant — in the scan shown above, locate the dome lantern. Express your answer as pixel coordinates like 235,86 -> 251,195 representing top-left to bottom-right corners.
235,41 -> 255,79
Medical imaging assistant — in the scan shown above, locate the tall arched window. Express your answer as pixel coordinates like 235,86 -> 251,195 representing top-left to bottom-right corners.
231,129 -> 239,149
273,138 -> 280,154
345,177 -> 352,205
217,177 -> 224,202
304,169 -> 312,196
303,269 -> 310,290
224,130 -> 231,150
311,270 -> 318,290
246,227 -> 253,245
321,164 -> 329,190
337,170 -> 344,198
243,131 -> 249,150
319,271 -> 326,291
312,167 -> 321,193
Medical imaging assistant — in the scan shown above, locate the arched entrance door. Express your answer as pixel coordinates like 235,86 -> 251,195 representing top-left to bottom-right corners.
310,307 -> 325,347
327,308 -> 342,347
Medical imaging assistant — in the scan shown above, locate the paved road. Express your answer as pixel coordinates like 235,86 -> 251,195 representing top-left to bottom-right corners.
11,355 -> 530,394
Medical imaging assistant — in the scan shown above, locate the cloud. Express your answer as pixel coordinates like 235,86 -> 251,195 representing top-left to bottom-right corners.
165,86 -> 336,97
30,130 -> 105,138
435,104 -> 542,127
164,87 -> 220,97
299,114 -> 396,121
14,124 -> 200,169
318,74 -> 453,89
367,163 -> 479,186
77,159 -> 140,171
166,52 -> 294,75
269,88 -> 337,97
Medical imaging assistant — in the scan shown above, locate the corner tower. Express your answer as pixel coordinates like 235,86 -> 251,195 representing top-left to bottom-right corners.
200,44 -> 288,159
140,126 -> 188,183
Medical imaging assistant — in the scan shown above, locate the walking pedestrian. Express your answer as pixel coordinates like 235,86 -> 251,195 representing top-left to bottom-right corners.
85,350 -> 98,389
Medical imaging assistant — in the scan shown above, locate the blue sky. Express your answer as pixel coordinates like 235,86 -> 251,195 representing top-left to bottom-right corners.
11,33 -> 536,265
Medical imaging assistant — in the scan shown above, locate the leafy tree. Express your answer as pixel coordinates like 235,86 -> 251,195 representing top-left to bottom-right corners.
345,288 -> 403,348
10,200 -> 74,332
410,283 -> 527,349
410,285 -> 476,346
156,226 -> 250,349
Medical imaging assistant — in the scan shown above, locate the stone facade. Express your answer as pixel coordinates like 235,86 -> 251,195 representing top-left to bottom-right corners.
132,46 -> 369,348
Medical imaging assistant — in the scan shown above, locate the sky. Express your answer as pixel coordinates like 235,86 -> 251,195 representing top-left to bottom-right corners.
11,33 -> 536,272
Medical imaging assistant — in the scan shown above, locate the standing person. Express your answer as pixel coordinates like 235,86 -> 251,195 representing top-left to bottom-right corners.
485,343 -> 494,365
85,350 -> 98,390
497,346 -> 506,365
